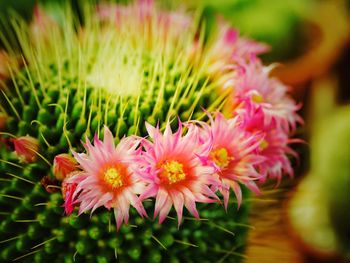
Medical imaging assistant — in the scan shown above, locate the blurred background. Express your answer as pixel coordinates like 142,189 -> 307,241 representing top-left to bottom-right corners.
1,0 -> 350,262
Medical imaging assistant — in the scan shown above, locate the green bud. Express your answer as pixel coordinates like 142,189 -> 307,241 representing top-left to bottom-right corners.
37,109 -> 53,125
159,233 -> 174,247
76,239 -> 92,255
127,125 -> 138,136
15,236 -> 32,251
1,245 -> 17,261
88,226 -> 102,240
127,245 -> 141,260
116,118 -> 127,138
107,237 -> 121,249
148,250 -> 162,263
72,102 -> 83,120
75,118 -> 87,136
45,239 -> 61,254
38,212 -> 58,228
23,105 -> 35,122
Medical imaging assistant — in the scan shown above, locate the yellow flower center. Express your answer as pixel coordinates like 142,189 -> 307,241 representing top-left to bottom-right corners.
252,93 -> 263,103
210,148 -> 232,169
103,168 -> 123,188
259,139 -> 269,151
161,161 -> 186,184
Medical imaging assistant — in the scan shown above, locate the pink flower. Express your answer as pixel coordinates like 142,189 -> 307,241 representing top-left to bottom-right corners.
67,126 -> 146,230
198,112 -> 265,209
138,121 -> 217,226
216,23 -> 269,60
237,100 -> 298,184
97,0 -> 190,39
232,59 -> 302,132
12,136 -> 39,163
30,5 -> 59,44
53,154 -> 78,181
206,23 -> 269,77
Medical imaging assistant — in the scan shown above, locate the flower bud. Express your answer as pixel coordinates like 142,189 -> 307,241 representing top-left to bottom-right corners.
41,176 -> 60,193
53,154 -> 77,181
12,136 -> 39,163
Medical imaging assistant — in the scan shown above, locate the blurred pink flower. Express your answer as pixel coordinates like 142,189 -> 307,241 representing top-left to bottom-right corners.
237,100 -> 298,184
138,121 -> 217,226
97,0 -> 190,39
206,23 -> 269,77
233,59 -> 302,132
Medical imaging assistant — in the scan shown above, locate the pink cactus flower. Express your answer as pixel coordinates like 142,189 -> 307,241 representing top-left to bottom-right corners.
12,136 -> 39,163
138,121 -> 218,226
198,112 -> 265,209
206,22 -> 269,77
53,154 -> 78,181
216,23 -> 269,59
237,99 -> 298,184
67,126 -> 146,230
232,59 -> 302,132
97,0 -> 190,39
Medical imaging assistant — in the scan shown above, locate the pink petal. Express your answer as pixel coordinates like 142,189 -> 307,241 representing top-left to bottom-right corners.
170,191 -> 184,227
114,208 -> 124,231
139,185 -> 158,202
230,181 -> 242,208
158,198 -> 172,224
91,192 -> 113,214
154,187 -> 168,218
182,188 -> 199,219
103,125 -> 115,153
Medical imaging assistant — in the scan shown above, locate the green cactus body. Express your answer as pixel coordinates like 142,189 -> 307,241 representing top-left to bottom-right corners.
0,2 -> 250,262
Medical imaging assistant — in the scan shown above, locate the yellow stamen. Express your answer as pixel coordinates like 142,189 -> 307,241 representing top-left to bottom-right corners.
252,93 -> 263,103
210,148 -> 232,169
161,161 -> 186,184
259,140 -> 269,151
104,168 -> 123,188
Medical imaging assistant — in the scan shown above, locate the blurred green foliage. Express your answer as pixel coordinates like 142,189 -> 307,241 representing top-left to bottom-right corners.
313,106 -> 350,255
196,0 -> 313,62
0,0 -> 35,21
289,105 -> 350,260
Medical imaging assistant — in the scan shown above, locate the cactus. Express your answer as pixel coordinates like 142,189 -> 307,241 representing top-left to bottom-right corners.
0,1 -> 301,262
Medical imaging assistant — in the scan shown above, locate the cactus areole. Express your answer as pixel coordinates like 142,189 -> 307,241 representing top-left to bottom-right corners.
0,1 -> 302,262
